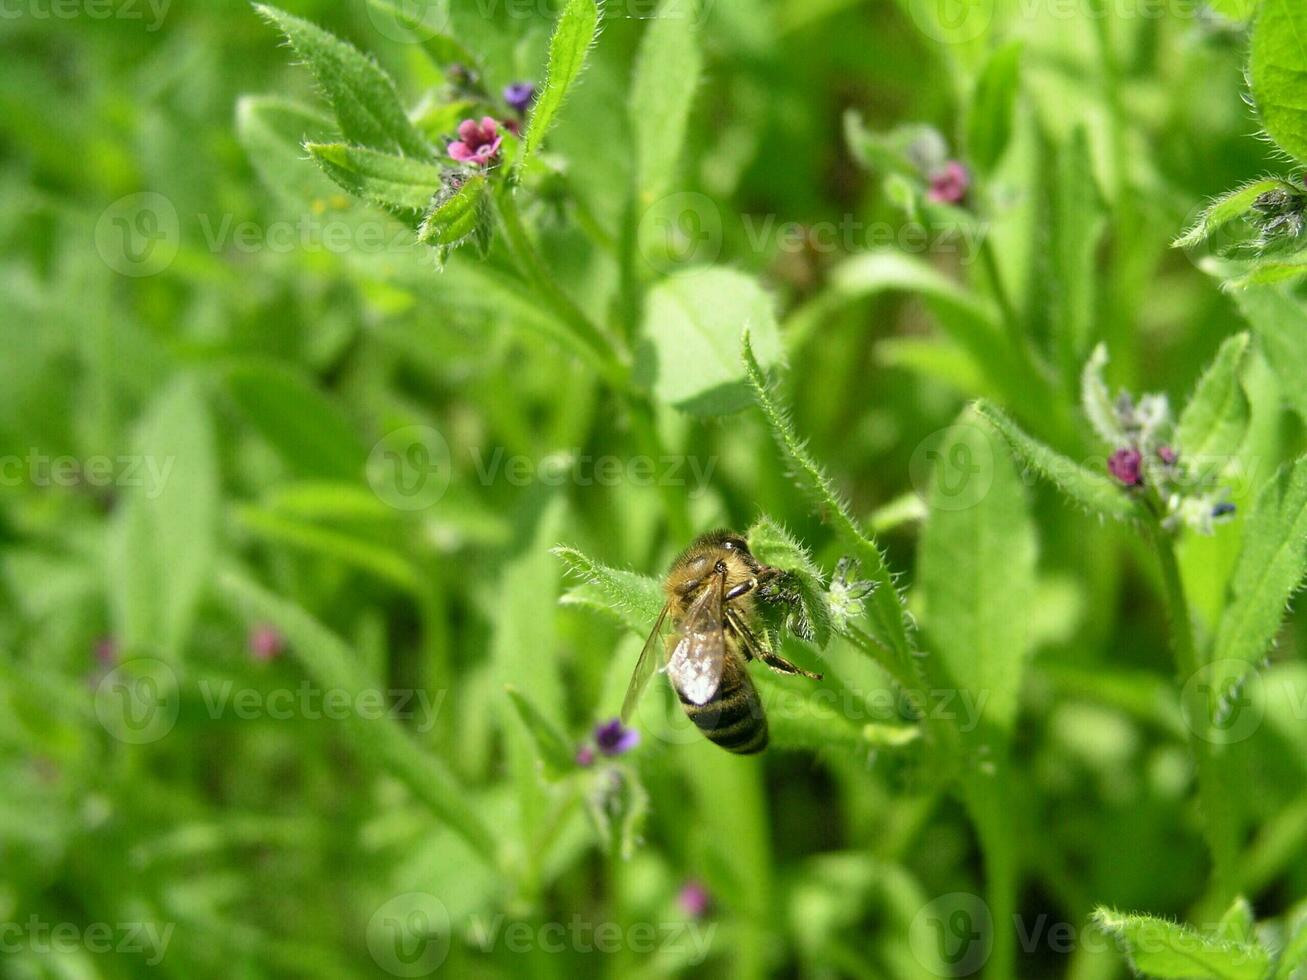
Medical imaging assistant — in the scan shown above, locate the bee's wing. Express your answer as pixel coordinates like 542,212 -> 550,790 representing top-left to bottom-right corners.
621,600 -> 672,723
666,571 -> 727,706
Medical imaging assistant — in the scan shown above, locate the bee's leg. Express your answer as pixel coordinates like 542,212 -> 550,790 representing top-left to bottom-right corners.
757,648 -> 823,681
724,577 -> 759,602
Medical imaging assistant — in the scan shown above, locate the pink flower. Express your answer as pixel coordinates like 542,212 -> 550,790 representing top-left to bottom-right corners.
677,880 -> 712,919
249,623 -> 285,662
1157,445 -> 1177,465
1108,448 -> 1143,487
448,117 -> 503,166
927,160 -> 970,205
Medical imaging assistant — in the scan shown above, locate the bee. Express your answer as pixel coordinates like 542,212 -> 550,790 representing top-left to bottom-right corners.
622,530 -> 822,754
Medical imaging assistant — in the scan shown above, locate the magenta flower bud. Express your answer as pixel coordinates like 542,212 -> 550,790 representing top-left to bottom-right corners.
1108,448 -> 1143,487
927,160 -> 970,205
249,623 -> 285,662
593,718 -> 639,756
677,879 -> 711,918
503,82 -> 535,113
93,635 -> 118,667
448,116 -> 503,166
575,745 -> 595,767
1157,445 -> 1177,465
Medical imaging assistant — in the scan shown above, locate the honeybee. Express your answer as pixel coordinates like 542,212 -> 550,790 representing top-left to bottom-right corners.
622,530 -> 822,754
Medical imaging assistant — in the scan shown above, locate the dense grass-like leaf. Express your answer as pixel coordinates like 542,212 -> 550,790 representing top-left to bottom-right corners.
305,142 -> 446,214
918,405 -> 1037,743
629,0 -> 701,205
1176,332 -> 1250,489
217,569 -> 500,867
965,41 -> 1021,175
225,360 -> 366,481
107,377 -> 217,660
976,401 -> 1139,522
256,5 -> 429,158
505,686 -> 575,780
521,0 -> 599,169
742,334 -> 920,680
1251,1 -> 1307,166
637,267 -> 783,415
1051,128 -> 1105,376
1233,285 -> 1307,423
1093,908 -> 1271,979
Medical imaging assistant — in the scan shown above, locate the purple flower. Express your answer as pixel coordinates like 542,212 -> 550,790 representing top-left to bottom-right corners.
1108,447 -> 1143,487
1212,502 -> 1237,518
503,82 -> 535,114
927,160 -> 970,205
677,880 -> 712,919
575,745 -> 595,767
593,718 -> 640,757
249,623 -> 285,662
448,117 -> 503,166
1157,445 -> 1177,465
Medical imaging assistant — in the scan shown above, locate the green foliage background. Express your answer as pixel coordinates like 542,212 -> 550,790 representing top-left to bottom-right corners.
1,0 -> 1306,977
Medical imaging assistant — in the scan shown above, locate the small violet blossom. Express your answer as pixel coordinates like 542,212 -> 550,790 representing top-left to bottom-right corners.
249,623 -> 285,662
593,718 -> 640,757
503,82 -> 535,114
1108,448 -> 1143,487
927,160 -> 970,205
677,880 -> 712,919
448,117 -> 503,166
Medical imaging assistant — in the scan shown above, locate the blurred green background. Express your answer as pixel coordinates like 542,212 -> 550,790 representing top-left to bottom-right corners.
1,0 -> 1305,977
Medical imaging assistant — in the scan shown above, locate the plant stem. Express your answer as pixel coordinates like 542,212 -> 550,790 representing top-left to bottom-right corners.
495,189 -> 628,387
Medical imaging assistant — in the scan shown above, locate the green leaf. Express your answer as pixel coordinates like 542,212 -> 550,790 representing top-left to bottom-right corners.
965,41 -> 1022,174
235,96 -> 338,208
1081,344 -> 1127,447
1176,333 -> 1251,489
1251,1 -> 1307,167
521,0 -> 599,169
636,267 -> 783,415
1212,456 -> 1307,685
976,400 -> 1139,522
256,4 -> 429,158
225,360 -> 367,481
746,516 -> 832,649
753,672 -> 919,755
1217,897 -> 1257,945
918,405 -> 1037,743
1234,286 -> 1307,423
1093,908 -> 1271,980
1051,127 -> 1106,374
1175,179 -> 1294,250
743,334 -> 921,685
364,0 -> 479,74
1276,914 -> 1307,979
1208,0 -> 1256,19
305,142 -> 446,214
505,687 -> 575,780
552,546 -> 664,633
107,377 -> 218,660
629,0 -> 702,206
217,569 -> 500,867
417,173 -> 491,263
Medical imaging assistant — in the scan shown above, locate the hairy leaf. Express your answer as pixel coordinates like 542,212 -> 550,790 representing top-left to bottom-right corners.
1176,333 -> 1250,490
1251,1 -> 1307,166
1234,285 -> 1307,423
306,143 -> 446,214
521,0 -> 599,168
1093,908 -> 1270,980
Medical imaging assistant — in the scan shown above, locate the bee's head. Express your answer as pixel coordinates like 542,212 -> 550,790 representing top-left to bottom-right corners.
695,529 -> 751,555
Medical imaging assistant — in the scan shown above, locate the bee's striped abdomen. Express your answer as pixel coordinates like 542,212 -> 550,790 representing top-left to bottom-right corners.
678,667 -> 768,755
